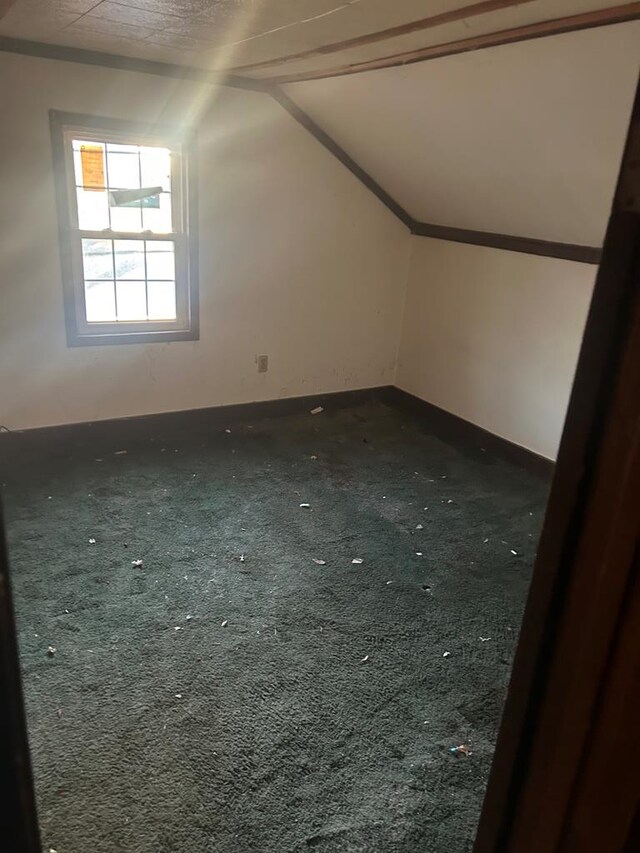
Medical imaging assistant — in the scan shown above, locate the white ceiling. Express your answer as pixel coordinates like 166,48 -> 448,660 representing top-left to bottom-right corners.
1,2 -> 639,245
239,0 -> 640,81
286,22 -> 640,245
0,0 -> 493,67
0,0 -> 636,73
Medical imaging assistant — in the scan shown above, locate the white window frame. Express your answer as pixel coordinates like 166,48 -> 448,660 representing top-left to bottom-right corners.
50,110 -> 199,346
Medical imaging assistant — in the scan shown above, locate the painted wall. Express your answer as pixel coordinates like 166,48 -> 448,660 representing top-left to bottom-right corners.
286,21 -> 640,245
396,239 -> 596,460
0,52 -> 410,430
0,38 -> 633,452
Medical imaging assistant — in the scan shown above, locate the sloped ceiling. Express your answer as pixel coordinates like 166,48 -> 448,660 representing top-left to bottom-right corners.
0,0 -> 524,66
1,2 -> 640,247
0,0 -> 636,72
286,22 -> 640,246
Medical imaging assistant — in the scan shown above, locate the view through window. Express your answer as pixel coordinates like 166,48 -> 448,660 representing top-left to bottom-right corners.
50,112 -> 198,345
75,140 -> 177,323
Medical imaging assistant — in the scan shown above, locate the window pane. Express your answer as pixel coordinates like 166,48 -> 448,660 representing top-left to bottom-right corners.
85,281 -> 116,322
73,150 -> 84,186
73,148 -> 82,182
82,239 -> 113,280
107,151 -> 140,190
146,241 -> 175,279
147,281 -> 177,320
114,240 -> 145,280
142,191 -> 172,232
65,130 -> 189,336
110,203 -> 142,232
76,188 -> 109,230
140,146 -> 171,193
116,281 -> 147,321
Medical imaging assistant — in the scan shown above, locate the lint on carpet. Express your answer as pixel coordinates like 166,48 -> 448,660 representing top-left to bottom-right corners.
1,399 -> 547,853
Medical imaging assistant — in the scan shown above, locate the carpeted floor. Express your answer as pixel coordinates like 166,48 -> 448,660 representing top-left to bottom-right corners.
1,398 -> 548,853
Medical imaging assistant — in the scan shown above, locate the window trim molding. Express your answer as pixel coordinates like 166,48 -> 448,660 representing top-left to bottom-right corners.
49,109 -> 199,347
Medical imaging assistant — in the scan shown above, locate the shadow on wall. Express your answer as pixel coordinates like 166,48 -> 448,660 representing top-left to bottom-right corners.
395,238 -> 597,461
0,57 -> 409,430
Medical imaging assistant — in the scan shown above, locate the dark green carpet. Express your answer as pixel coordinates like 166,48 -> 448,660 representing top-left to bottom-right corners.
1,399 -> 547,853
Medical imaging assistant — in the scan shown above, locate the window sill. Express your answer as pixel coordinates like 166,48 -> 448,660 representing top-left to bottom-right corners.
66,327 -> 199,347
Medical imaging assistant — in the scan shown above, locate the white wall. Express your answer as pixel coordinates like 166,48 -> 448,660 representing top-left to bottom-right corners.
0,52 -> 410,430
0,44 -> 632,456
396,239 -> 596,460
286,21 -> 640,245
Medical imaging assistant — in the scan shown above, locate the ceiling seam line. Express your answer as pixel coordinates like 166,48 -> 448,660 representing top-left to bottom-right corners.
229,0 -> 536,74
266,4 -> 640,85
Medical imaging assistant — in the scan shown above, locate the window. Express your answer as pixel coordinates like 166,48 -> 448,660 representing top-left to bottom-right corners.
50,111 -> 198,346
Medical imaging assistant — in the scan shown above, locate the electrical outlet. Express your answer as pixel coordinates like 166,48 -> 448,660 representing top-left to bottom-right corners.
257,355 -> 268,373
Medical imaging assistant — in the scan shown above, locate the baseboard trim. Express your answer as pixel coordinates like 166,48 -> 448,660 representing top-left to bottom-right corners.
0,387 -> 390,442
382,387 -> 555,478
1,385 -> 554,478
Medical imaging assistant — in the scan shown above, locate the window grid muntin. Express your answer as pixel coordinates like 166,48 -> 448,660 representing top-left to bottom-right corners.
80,238 -> 178,323
63,124 -> 185,332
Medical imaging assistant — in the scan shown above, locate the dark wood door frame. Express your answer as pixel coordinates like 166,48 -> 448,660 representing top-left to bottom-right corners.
475,73 -> 640,852
0,78 -> 639,853
0,504 -> 41,853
